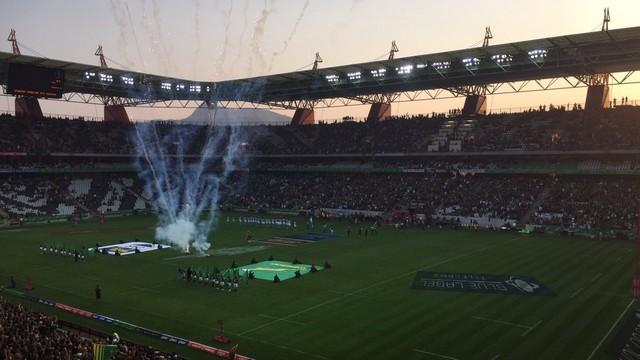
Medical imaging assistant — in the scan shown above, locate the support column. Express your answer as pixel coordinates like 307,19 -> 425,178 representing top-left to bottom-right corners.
291,108 -> 314,125
366,102 -> 391,122
15,97 -> 43,119
462,95 -> 487,116
585,84 -> 611,112
104,105 -> 130,123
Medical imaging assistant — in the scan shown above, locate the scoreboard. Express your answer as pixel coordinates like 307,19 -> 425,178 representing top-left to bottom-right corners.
6,63 -> 65,98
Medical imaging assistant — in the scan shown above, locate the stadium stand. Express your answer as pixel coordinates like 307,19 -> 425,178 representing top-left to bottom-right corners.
2,105 -> 640,235
2,106 -> 640,155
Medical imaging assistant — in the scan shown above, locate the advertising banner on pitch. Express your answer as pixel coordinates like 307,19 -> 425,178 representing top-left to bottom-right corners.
411,271 -> 554,296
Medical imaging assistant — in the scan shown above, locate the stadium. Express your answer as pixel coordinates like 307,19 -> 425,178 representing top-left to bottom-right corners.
2,2 -> 640,359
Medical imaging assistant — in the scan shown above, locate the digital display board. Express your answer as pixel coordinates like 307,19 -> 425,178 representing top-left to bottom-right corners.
7,63 -> 65,98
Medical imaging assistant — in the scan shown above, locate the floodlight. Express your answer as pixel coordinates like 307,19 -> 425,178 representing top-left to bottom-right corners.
121,76 -> 134,86
99,73 -> 113,83
396,64 -> 413,75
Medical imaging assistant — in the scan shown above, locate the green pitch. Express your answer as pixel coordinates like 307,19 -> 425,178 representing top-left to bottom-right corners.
0,213 -> 635,360
237,261 -> 322,281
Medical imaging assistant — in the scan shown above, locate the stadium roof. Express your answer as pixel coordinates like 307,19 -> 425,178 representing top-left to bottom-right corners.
1,26 -> 640,106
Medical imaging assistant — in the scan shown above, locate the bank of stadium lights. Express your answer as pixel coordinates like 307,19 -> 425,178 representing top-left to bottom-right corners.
528,49 -> 548,60
175,84 -> 185,91
396,64 -> 413,75
371,68 -> 386,78
99,73 -> 113,83
83,71 -> 96,80
462,57 -> 481,68
161,82 -> 171,91
432,61 -> 450,71
416,63 -> 428,69
120,76 -> 134,86
491,54 -> 513,65
325,74 -> 339,83
347,71 -> 361,81
189,84 -> 201,92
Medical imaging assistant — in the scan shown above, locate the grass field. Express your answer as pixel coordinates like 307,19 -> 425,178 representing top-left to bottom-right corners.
0,213 -> 636,360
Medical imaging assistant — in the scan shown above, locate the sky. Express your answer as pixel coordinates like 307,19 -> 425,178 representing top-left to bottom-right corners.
1,0 -> 640,121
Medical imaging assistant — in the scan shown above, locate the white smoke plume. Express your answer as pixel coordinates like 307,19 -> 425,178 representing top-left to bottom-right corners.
124,3 -> 147,71
230,0 -> 250,77
216,0 -> 234,77
132,113 -> 248,253
268,0 -> 309,72
247,0 -> 273,75
107,0 -> 133,67
193,0 -> 201,78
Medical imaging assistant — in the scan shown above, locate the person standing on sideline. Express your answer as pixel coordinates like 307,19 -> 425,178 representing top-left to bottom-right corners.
95,285 -> 101,301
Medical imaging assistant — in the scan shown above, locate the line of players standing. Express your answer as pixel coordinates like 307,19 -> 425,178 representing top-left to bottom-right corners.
177,267 -> 241,292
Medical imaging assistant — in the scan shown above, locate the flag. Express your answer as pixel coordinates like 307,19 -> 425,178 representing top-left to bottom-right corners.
93,344 -> 117,360
228,344 -> 239,359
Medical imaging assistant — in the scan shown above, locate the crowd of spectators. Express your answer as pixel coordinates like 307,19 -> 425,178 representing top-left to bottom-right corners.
2,106 -> 640,155
226,171 -> 639,231
0,167 -> 638,232
0,173 -> 148,218
532,176 -> 640,231
0,297 -> 175,359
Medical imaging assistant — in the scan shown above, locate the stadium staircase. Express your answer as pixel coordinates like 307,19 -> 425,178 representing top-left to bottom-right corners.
428,119 -> 476,152
113,179 -> 150,210
520,184 -> 553,224
55,179 -> 91,216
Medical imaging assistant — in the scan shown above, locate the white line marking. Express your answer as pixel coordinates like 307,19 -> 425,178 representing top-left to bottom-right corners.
240,334 -> 328,359
592,273 -> 603,283
586,298 -> 636,360
327,290 -> 368,297
472,316 -> 531,330
238,245 -> 498,336
489,355 -> 500,360
521,320 -> 542,337
570,287 -> 584,299
162,254 -> 199,261
412,349 -> 459,360
258,314 -> 307,326
119,285 -> 160,295
253,239 -> 299,247
599,292 -> 627,298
